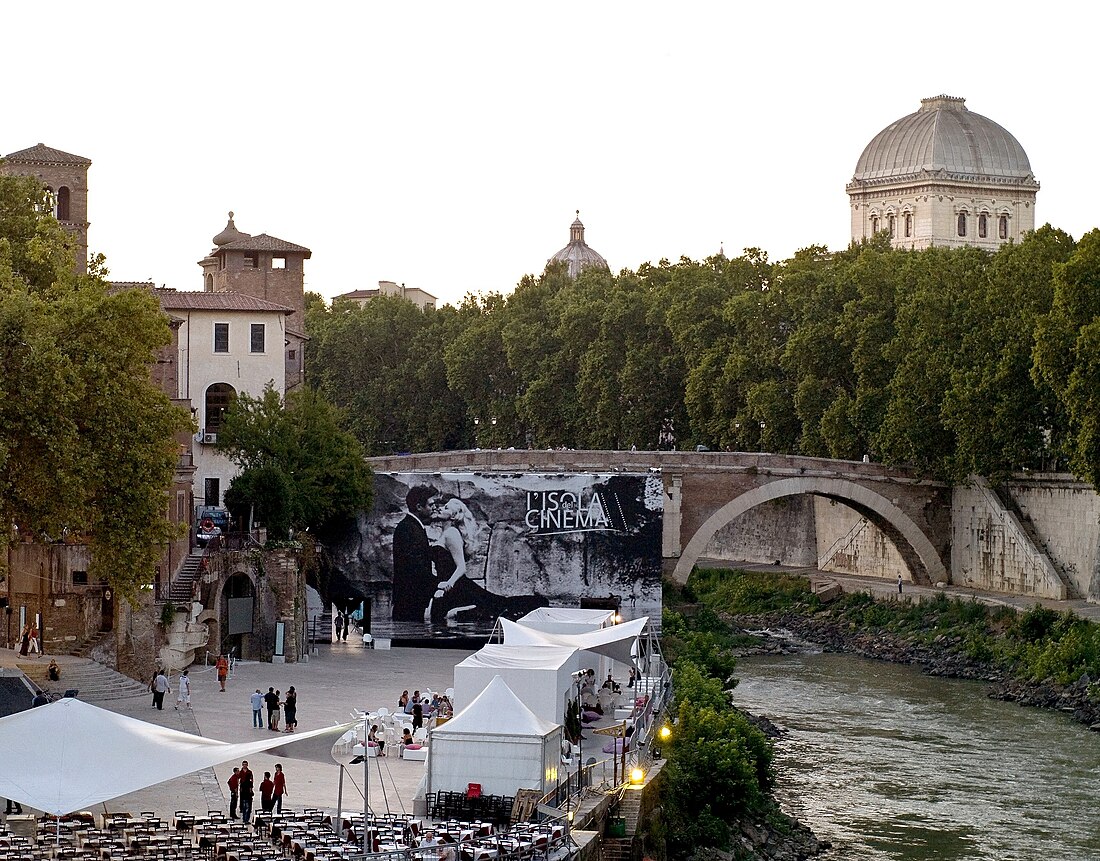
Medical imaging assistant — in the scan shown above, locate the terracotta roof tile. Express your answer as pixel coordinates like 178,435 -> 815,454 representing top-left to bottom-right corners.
154,289 -> 293,314
4,143 -> 92,166
216,233 -> 311,256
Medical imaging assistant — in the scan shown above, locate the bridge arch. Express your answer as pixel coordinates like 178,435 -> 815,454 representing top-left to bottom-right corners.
671,476 -> 946,585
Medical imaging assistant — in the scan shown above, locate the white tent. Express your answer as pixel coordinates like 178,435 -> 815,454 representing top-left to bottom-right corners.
0,697 -> 355,815
453,644 -> 578,726
515,607 -> 615,635
500,616 -> 649,667
429,676 -> 562,798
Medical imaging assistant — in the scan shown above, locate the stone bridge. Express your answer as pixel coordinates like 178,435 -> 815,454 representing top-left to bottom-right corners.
366,450 -> 954,587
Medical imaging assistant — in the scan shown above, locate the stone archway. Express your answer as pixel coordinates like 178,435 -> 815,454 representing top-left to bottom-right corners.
671,476 -> 946,585
215,567 -> 259,660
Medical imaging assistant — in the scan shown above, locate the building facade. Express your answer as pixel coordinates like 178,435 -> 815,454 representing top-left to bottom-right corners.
847,96 -> 1039,250
334,279 -> 438,311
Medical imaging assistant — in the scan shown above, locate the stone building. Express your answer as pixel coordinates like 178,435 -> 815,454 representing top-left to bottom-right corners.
548,211 -> 609,278
1,143 -> 92,273
333,280 -> 438,311
847,96 -> 1039,250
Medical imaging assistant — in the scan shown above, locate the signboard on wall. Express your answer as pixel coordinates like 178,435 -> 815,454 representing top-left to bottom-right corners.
328,472 -> 663,641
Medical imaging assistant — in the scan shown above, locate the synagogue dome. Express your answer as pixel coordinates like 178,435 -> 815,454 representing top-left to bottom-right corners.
850,96 -> 1037,186
548,211 -> 609,279
212,211 -> 250,247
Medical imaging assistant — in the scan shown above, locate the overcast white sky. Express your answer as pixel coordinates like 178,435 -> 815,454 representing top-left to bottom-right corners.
4,2 -> 1095,308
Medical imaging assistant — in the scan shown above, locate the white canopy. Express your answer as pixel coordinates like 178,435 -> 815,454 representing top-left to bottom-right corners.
515,607 -> 615,634
429,676 -> 562,798
500,616 -> 649,667
0,697 -> 355,815
453,644 -> 578,726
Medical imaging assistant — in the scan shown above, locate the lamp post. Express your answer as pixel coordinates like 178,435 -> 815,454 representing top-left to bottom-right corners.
362,713 -> 370,856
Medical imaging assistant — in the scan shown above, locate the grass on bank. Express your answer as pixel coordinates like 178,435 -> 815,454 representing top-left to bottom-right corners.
684,567 -> 1100,689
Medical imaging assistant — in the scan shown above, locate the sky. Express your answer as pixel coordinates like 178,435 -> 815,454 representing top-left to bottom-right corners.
4,2 -> 1097,309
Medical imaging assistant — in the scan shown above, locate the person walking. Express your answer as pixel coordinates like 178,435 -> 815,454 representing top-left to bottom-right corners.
216,654 -> 229,692
334,614 -> 344,642
283,686 -> 297,732
259,771 -> 275,813
264,687 -> 279,730
18,625 -> 29,657
272,763 -> 287,813
251,689 -> 264,728
152,670 -> 170,710
342,614 -> 351,640
227,767 -> 240,820
175,669 -> 192,709
237,761 -> 254,824
28,623 -> 39,656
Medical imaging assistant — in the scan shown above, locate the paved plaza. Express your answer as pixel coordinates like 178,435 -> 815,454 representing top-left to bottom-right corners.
1,640 -> 477,821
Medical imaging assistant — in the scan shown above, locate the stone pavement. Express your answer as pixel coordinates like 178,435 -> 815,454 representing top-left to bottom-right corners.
0,640 -> 476,820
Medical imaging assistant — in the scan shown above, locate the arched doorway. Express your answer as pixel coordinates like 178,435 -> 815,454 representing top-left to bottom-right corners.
223,572 -> 256,660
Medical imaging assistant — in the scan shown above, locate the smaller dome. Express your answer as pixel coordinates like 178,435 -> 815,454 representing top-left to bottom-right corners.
213,211 -> 250,246
548,211 -> 608,279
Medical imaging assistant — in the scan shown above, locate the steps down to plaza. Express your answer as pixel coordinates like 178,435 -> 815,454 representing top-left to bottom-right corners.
18,657 -> 149,703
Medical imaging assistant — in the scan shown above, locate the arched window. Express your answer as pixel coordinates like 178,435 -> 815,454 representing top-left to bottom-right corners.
56,187 -> 71,221
204,383 -> 237,435
957,213 -> 968,237
999,215 -> 1009,240
904,213 -> 912,238
871,216 -> 879,234
978,213 -> 988,238
888,215 -> 896,238
205,274 -> 214,292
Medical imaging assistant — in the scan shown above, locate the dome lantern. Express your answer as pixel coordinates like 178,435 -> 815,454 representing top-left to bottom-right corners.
548,210 -> 609,279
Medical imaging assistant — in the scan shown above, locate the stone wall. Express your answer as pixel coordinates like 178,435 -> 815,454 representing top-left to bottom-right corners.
702,496 -> 817,567
813,497 -> 909,581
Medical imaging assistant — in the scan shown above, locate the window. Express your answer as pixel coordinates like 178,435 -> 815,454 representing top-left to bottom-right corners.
957,213 -> 967,237
57,186 -> 71,221
871,216 -> 879,234
978,213 -> 988,238
204,478 -> 221,508
999,215 -> 1009,239
904,213 -> 912,238
205,274 -> 214,292
250,323 -> 265,353
214,322 -> 229,353
72,570 -> 89,585
888,215 -> 896,238
244,253 -> 258,269
288,349 -> 297,360
271,256 -> 286,269
205,383 -> 237,434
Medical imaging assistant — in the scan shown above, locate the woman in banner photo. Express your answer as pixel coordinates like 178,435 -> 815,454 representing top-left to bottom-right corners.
426,495 -> 546,624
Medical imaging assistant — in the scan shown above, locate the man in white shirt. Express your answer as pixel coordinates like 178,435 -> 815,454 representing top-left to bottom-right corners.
153,671 -> 170,710
251,689 -> 265,728
175,669 -> 191,709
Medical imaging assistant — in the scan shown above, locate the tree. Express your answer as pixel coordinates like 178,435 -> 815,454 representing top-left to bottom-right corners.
216,385 -> 372,539
0,172 -> 192,599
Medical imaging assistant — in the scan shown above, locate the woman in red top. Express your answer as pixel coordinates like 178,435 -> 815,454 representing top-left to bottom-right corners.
273,763 -> 287,814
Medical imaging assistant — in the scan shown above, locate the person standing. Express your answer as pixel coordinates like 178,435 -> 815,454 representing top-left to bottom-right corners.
264,687 -> 279,730
227,767 -> 240,820
897,574 -> 903,594
18,625 -> 29,657
271,690 -> 283,731
251,689 -> 264,728
28,622 -> 39,656
175,669 -> 192,709
237,761 -> 254,824
283,686 -> 297,733
272,763 -> 287,813
342,614 -> 351,640
334,614 -> 344,642
152,670 -> 170,710
216,654 -> 229,692
259,771 -> 275,813
412,699 -> 424,732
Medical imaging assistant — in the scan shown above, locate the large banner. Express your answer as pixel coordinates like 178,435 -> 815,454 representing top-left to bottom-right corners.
328,472 -> 663,640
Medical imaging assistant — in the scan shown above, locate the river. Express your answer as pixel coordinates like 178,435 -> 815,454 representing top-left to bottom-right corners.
732,654 -> 1100,860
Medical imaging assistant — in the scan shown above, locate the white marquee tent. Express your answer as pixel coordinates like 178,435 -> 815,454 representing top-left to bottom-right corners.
500,616 -> 649,668
515,607 -> 615,635
429,675 -> 562,798
0,697 -> 355,815
453,644 -> 578,726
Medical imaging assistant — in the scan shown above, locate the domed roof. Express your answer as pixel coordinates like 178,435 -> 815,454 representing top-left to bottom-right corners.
212,211 -> 251,246
850,96 -> 1037,187
548,211 -> 608,279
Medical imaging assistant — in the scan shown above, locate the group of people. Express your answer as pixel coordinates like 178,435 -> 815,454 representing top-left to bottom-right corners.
332,613 -> 355,641
397,689 -> 452,730
227,760 -> 288,823
17,622 -> 40,657
251,686 -> 298,732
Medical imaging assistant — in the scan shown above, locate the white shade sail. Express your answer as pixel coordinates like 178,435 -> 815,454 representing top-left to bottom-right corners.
515,607 -> 615,634
500,616 -> 648,666
0,697 -> 356,815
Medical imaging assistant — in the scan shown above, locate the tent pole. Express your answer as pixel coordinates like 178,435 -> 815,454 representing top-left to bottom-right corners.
362,714 -> 369,856
335,765 -> 344,837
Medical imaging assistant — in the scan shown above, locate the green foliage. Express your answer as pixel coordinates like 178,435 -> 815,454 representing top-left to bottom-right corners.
0,173 -> 192,600
217,385 -> 372,539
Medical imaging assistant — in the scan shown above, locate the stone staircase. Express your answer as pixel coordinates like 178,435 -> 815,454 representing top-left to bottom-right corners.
600,790 -> 643,861
168,550 -> 206,604
18,658 -> 149,703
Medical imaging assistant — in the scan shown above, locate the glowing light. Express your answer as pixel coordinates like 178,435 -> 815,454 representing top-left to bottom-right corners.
629,767 -> 645,784
659,725 -> 672,741
613,613 -> 622,623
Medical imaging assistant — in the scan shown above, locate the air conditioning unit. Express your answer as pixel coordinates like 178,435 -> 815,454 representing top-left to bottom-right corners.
202,433 -> 217,444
